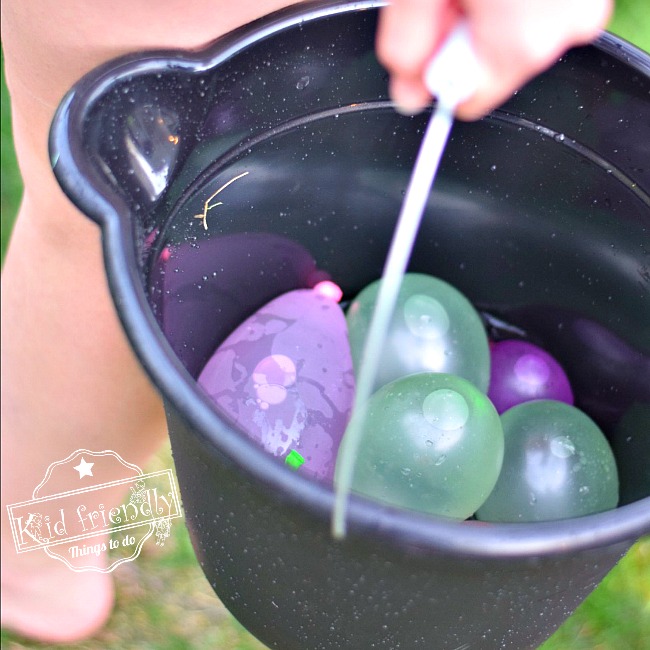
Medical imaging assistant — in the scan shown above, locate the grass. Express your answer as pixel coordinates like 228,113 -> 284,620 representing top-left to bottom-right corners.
0,52 -> 21,265
541,539 -> 650,650
2,5 -> 649,649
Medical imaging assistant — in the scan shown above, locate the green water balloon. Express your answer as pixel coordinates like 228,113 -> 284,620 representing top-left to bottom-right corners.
476,400 -> 619,523
346,273 -> 490,393
337,372 -> 504,520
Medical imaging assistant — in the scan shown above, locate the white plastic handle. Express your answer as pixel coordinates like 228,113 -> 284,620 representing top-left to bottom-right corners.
424,21 -> 481,111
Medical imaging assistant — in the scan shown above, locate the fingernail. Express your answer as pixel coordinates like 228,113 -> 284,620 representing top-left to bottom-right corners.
393,101 -> 426,116
390,79 -> 430,116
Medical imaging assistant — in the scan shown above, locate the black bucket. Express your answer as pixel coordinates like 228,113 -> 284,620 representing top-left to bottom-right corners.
50,1 -> 650,648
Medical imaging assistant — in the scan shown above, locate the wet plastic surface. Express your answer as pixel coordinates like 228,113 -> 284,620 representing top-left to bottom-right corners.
50,1 -> 650,648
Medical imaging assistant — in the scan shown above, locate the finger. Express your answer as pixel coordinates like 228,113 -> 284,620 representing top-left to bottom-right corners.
377,0 -> 459,114
455,0 -> 613,120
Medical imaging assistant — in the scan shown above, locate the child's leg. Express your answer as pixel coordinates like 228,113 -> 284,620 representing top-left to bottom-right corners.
1,0 -> 300,642
0,99 -> 169,645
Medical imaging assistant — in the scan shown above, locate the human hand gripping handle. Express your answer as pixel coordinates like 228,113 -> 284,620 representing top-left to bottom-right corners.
377,0 -> 613,119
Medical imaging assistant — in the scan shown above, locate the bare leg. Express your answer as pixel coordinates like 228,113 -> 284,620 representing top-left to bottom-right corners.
1,0 -> 301,642
0,58 -> 171,645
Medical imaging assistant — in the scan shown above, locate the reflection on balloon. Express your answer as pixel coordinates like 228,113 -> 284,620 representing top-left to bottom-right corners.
198,285 -> 355,481
488,339 -> 574,413
476,400 -> 619,523
337,372 -> 504,520
346,273 -> 490,392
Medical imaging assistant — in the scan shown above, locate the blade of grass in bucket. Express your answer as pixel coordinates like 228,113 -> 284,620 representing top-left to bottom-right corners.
331,23 -> 480,539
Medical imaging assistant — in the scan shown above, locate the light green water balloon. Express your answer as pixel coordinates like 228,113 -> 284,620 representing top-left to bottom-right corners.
476,400 -> 619,523
337,372 -> 504,520
346,273 -> 490,393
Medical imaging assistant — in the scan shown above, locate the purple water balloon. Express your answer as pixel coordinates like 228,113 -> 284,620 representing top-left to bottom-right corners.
198,285 -> 355,481
488,340 -> 574,414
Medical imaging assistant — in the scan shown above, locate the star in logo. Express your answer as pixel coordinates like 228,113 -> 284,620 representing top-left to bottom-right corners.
73,457 -> 94,479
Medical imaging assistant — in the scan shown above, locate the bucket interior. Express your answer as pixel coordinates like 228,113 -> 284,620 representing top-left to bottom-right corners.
65,3 -> 650,520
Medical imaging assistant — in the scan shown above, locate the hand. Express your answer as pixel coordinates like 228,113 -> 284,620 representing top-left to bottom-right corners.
376,0 -> 612,120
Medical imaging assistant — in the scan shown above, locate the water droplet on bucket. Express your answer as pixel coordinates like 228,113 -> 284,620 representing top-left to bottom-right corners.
296,76 -> 310,90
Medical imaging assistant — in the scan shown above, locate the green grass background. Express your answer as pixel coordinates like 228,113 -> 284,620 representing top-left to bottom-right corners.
1,3 -> 649,649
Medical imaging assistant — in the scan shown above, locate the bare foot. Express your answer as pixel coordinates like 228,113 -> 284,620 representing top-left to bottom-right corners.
1,550 -> 115,644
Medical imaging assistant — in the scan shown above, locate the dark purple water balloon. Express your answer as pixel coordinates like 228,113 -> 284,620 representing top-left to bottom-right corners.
488,340 -> 574,414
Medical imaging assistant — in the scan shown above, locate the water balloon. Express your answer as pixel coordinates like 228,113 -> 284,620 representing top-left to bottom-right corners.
198,285 -> 355,481
337,372 -> 504,520
346,273 -> 490,393
476,400 -> 619,522
488,339 -> 574,413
